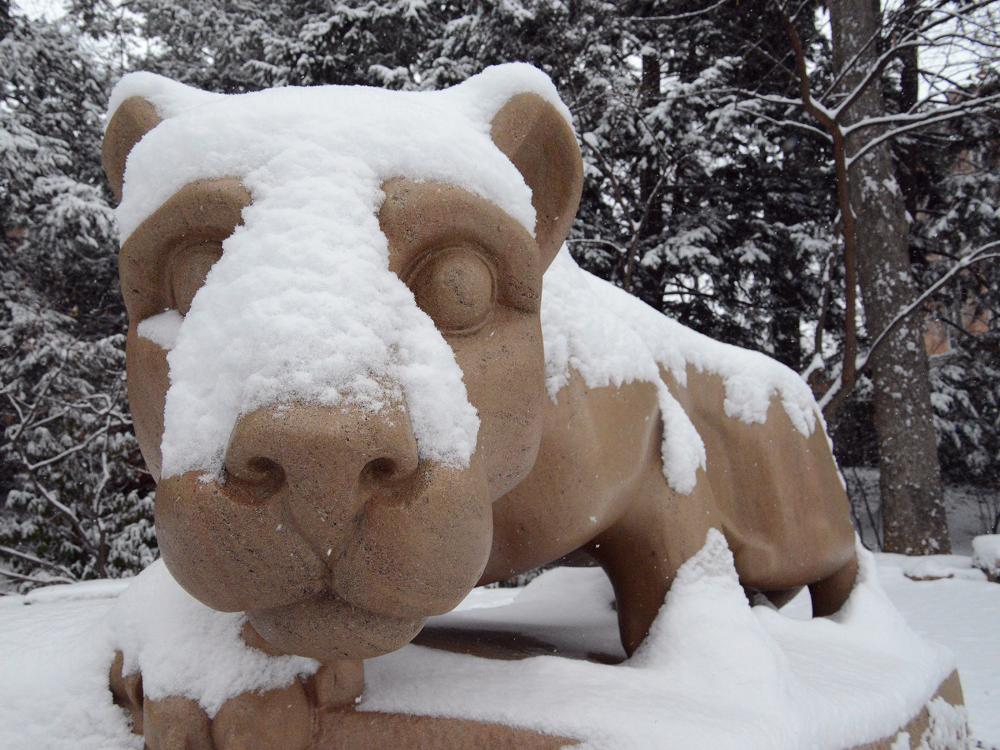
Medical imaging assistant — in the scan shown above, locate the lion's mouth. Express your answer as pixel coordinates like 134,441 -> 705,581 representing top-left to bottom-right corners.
247,587 -> 425,661
154,454 -> 494,662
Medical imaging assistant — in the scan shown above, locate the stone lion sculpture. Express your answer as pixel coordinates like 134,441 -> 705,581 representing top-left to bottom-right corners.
102,64 -> 861,747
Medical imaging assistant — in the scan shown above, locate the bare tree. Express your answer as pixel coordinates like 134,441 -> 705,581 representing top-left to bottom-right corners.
759,0 -> 999,553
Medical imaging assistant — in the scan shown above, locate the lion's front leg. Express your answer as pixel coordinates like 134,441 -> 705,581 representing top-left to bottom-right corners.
142,695 -> 214,750
109,644 -> 364,750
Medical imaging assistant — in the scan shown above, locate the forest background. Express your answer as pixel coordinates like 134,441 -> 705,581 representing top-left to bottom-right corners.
1,0 -> 998,589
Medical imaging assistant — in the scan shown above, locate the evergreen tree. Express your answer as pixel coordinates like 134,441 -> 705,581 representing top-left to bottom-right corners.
1,7 -> 154,589
913,73 -> 1000,494
581,1 -> 837,372
130,0 -> 448,90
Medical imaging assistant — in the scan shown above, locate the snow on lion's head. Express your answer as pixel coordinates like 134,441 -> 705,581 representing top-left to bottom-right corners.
104,64 -> 583,660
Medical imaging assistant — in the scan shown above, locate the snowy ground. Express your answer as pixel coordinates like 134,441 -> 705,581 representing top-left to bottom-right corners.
873,556 -> 999,748
844,467 -> 998,556
0,546 -> 996,750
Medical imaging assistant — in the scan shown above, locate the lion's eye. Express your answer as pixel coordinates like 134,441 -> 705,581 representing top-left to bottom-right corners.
408,247 -> 496,334
167,241 -> 223,316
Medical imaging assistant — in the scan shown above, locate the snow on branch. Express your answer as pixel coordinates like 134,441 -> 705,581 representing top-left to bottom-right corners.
846,97 -> 1000,169
0,546 -> 76,581
0,566 -> 76,586
819,242 -> 1000,413
625,0 -> 733,23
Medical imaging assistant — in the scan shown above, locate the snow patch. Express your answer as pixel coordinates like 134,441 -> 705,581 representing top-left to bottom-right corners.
136,309 -> 181,350
361,535 -> 957,749
0,597 -> 138,750
28,536 -> 955,747
108,560 -> 319,716
18,578 -> 131,605
3,544 -> 993,750
876,554 -> 1000,743
654,381 -> 706,494
971,535 -> 1000,579
918,698 -> 968,750
109,63 -> 566,240
878,552 -> 987,582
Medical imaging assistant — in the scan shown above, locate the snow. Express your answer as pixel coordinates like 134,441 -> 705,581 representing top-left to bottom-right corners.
0,596 -> 139,750
108,559 -> 319,716
109,64 -> 567,481
972,535 -> 1000,579
364,536 -> 956,750
884,698 -> 970,750
540,250 -> 706,493
541,249 -> 821,493
920,698 -> 969,749
135,309 -> 181,350
108,65 -> 563,241
6,536 -> 998,750
878,552 -> 987,582
876,558 -> 1000,745
19,577 -> 130,604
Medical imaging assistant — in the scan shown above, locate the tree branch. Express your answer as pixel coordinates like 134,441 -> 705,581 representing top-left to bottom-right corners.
0,566 -> 75,586
0,546 -> 76,579
819,242 -> 1000,413
778,2 -> 860,396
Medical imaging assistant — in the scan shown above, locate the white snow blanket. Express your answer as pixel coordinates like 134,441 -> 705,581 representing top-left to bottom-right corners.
0,535 -> 991,750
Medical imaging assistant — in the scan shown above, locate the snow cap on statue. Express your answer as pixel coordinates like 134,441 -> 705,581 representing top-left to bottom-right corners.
104,64 -> 573,481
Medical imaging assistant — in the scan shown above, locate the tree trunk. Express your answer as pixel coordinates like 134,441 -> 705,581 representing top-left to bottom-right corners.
1,0 -> 12,41
770,248 -> 802,372
896,0 -> 925,237
624,53 -> 663,293
638,54 -> 664,240
828,0 -> 951,553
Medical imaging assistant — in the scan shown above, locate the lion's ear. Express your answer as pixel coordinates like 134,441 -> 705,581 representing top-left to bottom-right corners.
490,93 -> 583,270
103,96 -> 161,203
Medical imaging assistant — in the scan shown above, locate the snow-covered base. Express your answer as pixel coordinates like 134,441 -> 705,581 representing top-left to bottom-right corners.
2,536 -> 996,750
365,536 -> 956,750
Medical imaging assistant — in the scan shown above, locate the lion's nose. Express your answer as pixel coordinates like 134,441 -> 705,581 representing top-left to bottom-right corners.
222,403 -> 420,527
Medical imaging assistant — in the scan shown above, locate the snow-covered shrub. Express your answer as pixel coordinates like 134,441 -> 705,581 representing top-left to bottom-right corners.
0,277 -> 157,589
1,12 -> 155,590
972,535 -> 1000,583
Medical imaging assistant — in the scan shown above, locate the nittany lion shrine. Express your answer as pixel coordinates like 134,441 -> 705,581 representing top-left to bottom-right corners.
1,63 -> 973,750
